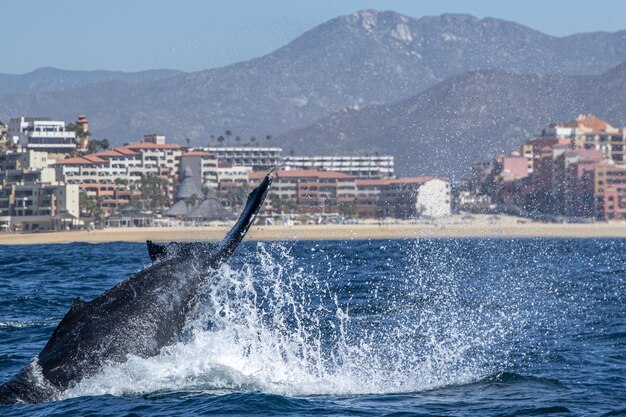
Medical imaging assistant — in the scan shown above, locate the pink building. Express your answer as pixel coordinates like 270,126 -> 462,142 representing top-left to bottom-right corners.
594,162 -> 626,220
500,155 -> 529,182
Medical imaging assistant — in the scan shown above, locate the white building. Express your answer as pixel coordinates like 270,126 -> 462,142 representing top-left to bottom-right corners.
218,165 -> 252,186
8,117 -> 76,153
202,147 -> 282,171
0,149 -> 58,186
55,141 -> 183,210
0,183 -> 80,231
283,155 -> 395,179
179,151 -> 219,191
416,178 -> 451,217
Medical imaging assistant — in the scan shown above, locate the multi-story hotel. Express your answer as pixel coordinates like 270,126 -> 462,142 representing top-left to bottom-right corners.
594,162 -> 626,220
202,147 -> 282,171
378,177 -> 451,219
55,137 -> 183,212
283,155 -> 395,179
179,151 -> 219,191
542,115 -> 626,164
249,169 -> 357,214
0,183 -> 79,231
0,149 -> 57,186
7,117 -> 77,153
250,170 -> 450,219
217,165 -> 253,188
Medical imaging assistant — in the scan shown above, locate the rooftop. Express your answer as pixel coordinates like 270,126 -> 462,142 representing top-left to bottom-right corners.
56,155 -> 108,165
356,179 -> 393,187
182,151 -> 216,157
93,148 -> 141,158
561,114 -> 613,132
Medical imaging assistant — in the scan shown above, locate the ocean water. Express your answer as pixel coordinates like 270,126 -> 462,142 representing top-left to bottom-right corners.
0,238 -> 624,416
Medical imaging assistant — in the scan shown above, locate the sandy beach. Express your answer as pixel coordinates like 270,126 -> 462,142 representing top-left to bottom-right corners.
1,215 -> 625,244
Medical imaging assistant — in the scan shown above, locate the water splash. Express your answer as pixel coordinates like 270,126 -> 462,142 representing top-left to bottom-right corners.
64,240 -> 534,399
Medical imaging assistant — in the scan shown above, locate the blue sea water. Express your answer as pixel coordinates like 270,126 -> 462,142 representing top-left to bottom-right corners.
0,238 -> 624,416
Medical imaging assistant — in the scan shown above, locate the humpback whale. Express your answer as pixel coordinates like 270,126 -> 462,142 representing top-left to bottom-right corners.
0,171 -> 273,404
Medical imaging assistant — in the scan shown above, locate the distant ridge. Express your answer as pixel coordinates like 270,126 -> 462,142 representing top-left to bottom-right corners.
0,67 -> 184,96
0,9 -> 625,170
278,62 -> 626,178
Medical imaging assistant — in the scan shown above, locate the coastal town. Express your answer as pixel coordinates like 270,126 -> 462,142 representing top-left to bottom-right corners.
0,113 -> 624,233
461,114 -> 626,222
0,115 -> 451,232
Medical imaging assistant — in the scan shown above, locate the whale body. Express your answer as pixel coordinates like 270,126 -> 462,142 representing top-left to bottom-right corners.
0,172 -> 273,404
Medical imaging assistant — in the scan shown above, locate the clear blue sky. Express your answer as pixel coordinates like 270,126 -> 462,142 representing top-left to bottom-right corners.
3,0 -> 625,74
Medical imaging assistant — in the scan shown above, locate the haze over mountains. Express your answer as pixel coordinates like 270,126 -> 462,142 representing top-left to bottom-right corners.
0,67 -> 183,96
1,10 -> 625,177
280,63 -> 626,177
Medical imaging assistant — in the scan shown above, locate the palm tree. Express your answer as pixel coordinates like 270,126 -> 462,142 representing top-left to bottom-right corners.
87,138 -> 109,154
114,178 -> 129,189
266,135 -> 272,142
140,176 -> 169,212
184,193 -> 200,215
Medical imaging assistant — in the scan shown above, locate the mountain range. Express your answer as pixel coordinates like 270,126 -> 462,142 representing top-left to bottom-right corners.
0,67 -> 183,96
1,10 -> 625,177
278,63 -> 626,177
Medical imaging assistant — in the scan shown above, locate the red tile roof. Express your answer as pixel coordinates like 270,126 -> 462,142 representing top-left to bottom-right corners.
93,148 -> 140,158
356,179 -> 393,187
115,147 -> 142,155
182,151 -> 216,157
56,155 -> 108,165
563,114 -> 610,131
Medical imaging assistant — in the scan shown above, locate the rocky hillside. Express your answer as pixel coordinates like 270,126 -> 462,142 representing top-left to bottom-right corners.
277,63 -> 626,178
0,10 -> 624,145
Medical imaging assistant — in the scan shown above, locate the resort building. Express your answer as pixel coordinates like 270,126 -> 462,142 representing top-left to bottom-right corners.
415,178 -> 453,217
202,147 -> 282,171
55,139 -> 183,212
379,177 -> 451,219
0,149 -> 57,186
249,169 -> 357,214
283,155 -> 395,179
541,115 -> 626,165
0,183 -> 79,231
355,179 -> 390,217
7,117 -> 77,153
249,169 -> 451,219
552,148 -> 604,217
218,165 -> 253,187
497,153 -> 530,182
179,151 -> 219,191
594,162 -> 626,220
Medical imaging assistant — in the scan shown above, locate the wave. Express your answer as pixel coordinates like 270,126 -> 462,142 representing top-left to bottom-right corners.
0,321 -> 53,329
62,240 -> 536,400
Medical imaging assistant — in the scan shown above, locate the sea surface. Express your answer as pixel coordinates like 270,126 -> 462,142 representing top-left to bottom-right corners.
0,239 -> 624,416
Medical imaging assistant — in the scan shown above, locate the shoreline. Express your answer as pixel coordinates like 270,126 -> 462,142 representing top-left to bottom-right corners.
1,215 -> 626,244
